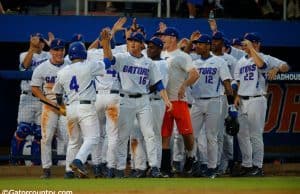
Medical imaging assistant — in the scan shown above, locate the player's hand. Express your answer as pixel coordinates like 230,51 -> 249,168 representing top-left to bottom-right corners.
234,96 -> 240,107
100,28 -> 111,47
44,32 -> 55,47
242,40 -> 253,50
190,31 -> 201,41
208,19 -> 217,32
30,36 -> 40,51
112,17 -> 127,36
58,105 -> 66,116
158,22 -> 167,33
165,100 -> 173,112
267,67 -> 279,80
178,84 -> 186,100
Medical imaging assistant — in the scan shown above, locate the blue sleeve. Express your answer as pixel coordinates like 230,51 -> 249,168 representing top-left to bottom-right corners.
103,57 -> 116,70
155,80 -> 165,92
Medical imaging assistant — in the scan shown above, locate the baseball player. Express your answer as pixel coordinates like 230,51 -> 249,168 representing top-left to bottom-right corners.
102,29 -> 172,178
190,34 -> 235,178
31,38 -> 68,178
208,19 -> 246,60
211,31 -> 238,175
127,36 -> 168,178
233,33 -> 270,177
10,33 -> 51,166
160,27 -> 200,177
53,41 -> 105,178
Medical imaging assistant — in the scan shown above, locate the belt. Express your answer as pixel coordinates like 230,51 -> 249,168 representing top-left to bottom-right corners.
150,98 -> 161,101
197,96 -> 219,100
21,91 -> 30,95
96,90 -> 119,94
120,93 -> 143,98
240,95 -> 263,100
79,100 -> 91,104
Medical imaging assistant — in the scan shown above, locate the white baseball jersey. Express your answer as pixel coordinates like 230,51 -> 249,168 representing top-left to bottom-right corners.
52,60 -> 105,104
31,59 -> 67,101
235,53 -> 269,169
112,52 -> 162,94
191,55 -> 232,98
20,51 -> 50,92
161,49 -> 195,101
88,48 -> 121,91
234,54 -> 270,96
149,59 -> 169,99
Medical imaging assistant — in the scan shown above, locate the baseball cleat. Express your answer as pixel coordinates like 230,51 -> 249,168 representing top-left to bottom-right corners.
64,171 -> 75,179
70,159 -> 88,178
183,156 -> 195,173
150,167 -> 163,178
249,166 -> 264,177
40,168 -> 51,179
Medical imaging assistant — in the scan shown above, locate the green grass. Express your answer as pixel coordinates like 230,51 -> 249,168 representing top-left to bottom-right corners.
0,177 -> 300,193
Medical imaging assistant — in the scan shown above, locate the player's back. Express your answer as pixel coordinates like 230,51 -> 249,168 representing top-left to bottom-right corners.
57,60 -> 104,104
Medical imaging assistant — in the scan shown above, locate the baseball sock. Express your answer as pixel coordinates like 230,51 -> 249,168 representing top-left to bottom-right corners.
161,149 -> 171,173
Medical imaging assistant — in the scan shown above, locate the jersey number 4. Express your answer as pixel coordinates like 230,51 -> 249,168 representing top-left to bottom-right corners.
69,76 -> 79,92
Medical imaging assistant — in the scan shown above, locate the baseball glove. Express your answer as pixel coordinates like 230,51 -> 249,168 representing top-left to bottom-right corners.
224,115 -> 239,136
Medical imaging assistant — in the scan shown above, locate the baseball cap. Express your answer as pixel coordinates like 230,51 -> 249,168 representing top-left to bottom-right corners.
146,37 -> 164,49
161,27 -> 179,39
31,33 -> 45,43
212,31 -> 224,40
244,32 -> 261,43
223,38 -> 231,48
50,38 -> 66,50
127,32 -> 145,43
192,34 -> 212,44
71,33 -> 85,43
231,37 -> 242,46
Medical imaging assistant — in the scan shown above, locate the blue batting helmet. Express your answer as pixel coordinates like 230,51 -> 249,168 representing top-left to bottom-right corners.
68,41 -> 87,61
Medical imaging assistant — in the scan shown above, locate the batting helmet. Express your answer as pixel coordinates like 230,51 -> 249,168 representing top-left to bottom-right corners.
225,116 -> 240,136
68,41 -> 87,61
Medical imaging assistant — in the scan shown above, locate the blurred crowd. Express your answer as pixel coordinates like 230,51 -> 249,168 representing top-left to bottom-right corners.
0,0 -> 299,20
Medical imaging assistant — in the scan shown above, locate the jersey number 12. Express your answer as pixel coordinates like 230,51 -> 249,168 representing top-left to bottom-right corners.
69,76 -> 79,92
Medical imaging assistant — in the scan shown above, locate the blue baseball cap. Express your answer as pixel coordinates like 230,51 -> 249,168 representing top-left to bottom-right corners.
244,32 -> 261,43
31,33 -> 45,43
192,34 -> 212,44
71,33 -> 85,43
146,37 -> 164,49
212,31 -> 224,40
50,38 -> 66,50
161,27 -> 179,39
127,32 -> 145,43
223,38 -> 231,48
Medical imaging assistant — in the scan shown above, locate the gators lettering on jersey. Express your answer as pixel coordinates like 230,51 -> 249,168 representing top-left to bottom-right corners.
234,54 -> 270,96
112,52 -> 162,94
191,55 -> 232,98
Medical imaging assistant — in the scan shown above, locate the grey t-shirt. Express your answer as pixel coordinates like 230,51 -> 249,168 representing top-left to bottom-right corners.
162,49 -> 195,101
